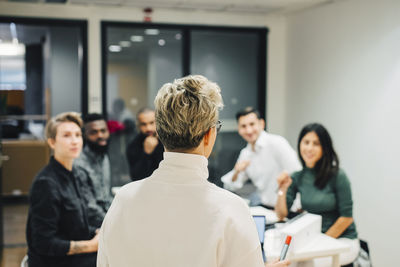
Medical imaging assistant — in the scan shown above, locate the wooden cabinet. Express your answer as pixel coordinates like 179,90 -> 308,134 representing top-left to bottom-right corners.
1,140 -> 50,196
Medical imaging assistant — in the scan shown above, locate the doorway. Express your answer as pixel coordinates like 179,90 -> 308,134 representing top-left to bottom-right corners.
0,16 -> 88,264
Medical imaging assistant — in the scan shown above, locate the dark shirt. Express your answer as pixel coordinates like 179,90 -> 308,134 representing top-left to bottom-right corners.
26,157 -> 97,267
126,132 -> 164,181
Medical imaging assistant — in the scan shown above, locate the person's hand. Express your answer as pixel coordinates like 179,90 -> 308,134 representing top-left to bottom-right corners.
89,228 -> 100,252
265,259 -> 291,267
234,160 -> 250,173
232,160 -> 251,182
68,230 -> 100,254
277,171 -> 292,192
144,136 -> 159,154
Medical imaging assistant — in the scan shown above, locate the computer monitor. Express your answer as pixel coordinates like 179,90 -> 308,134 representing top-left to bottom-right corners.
253,215 -> 266,262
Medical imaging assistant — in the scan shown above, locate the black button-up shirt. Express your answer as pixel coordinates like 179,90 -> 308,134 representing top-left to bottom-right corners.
26,157 -> 97,267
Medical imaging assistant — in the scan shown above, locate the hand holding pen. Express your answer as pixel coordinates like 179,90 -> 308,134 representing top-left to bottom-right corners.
280,235 -> 292,260
265,259 -> 290,267
265,235 -> 292,267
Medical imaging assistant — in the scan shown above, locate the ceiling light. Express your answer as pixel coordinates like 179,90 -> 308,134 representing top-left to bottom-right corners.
109,45 -> 122,52
0,43 -> 25,56
145,29 -> 160,35
119,41 -> 131,47
130,35 -> 144,42
10,23 -> 19,44
158,39 -> 166,46
175,33 -> 182,40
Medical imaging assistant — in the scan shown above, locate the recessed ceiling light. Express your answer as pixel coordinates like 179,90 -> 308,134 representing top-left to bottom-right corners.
109,45 -> 122,52
0,43 -> 25,56
145,29 -> 160,35
130,35 -> 144,42
158,39 -> 166,46
175,33 -> 182,40
119,41 -> 131,47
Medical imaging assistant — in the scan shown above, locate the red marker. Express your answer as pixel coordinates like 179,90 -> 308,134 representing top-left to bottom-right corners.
279,235 -> 292,260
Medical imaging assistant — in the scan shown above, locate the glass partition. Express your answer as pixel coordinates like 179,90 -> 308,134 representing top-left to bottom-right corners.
102,23 -> 267,188
190,29 -> 261,185
0,19 -> 87,141
191,30 -> 259,122
104,25 -> 183,186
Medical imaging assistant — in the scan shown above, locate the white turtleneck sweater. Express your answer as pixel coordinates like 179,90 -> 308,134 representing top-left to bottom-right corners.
98,152 -> 264,267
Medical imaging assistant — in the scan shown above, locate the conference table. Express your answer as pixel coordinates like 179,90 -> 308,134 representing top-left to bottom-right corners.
249,206 -> 350,267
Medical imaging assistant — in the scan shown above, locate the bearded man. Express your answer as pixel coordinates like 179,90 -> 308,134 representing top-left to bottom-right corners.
74,113 -> 113,228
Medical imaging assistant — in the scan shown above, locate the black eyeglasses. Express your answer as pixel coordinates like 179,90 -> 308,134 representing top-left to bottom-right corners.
215,120 -> 222,133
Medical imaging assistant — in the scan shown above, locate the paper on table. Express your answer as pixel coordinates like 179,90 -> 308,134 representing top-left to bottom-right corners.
249,206 -> 279,224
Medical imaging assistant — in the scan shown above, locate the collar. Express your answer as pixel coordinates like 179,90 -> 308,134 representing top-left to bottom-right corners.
152,152 -> 209,183
246,130 -> 269,152
49,156 -> 74,180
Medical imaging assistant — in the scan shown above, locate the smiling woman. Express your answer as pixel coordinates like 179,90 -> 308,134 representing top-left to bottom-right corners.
275,123 -> 360,266
299,131 -> 323,169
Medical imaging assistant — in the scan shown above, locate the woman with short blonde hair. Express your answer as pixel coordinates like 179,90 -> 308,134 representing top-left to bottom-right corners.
27,112 -> 98,267
97,75 -> 290,267
154,75 -> 223,151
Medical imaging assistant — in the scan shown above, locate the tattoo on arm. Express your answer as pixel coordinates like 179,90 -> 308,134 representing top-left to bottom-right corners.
68,241 -> 90,255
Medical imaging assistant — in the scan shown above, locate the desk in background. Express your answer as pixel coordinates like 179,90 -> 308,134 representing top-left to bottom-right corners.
1,140 -> 50,196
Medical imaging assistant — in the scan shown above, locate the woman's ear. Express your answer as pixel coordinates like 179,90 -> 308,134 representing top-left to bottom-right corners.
203,128 -> 212,146
47,138 -> 56,150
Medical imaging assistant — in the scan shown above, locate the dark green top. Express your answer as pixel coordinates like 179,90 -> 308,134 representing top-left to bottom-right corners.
286,168 -> 357,239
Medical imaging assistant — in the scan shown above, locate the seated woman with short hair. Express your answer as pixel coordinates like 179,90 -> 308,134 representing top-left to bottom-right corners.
26,112 -> 98,267
275,123 -> 359,266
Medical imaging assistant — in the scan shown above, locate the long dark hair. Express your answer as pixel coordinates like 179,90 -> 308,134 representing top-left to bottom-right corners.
297,123 -> 339,189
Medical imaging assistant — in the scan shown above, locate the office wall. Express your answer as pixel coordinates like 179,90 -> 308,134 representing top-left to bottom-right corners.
285,0 -> 400,265
0,1 -> 288,135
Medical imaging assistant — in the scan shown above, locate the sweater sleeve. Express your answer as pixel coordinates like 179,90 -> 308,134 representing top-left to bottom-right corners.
29,178 -> 71,256
286,171 -> 300,210
75,167 -> 107,228
218,199 -> 264,267
335,170 -> 354,217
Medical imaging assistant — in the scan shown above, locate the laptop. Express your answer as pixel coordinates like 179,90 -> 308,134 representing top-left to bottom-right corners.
253,215 -> 266,262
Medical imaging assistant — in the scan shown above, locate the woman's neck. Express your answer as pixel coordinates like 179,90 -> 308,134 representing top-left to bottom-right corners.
54,154 -> 74,171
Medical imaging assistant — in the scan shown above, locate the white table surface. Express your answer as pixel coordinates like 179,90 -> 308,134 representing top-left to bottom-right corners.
264,231 -> 350,267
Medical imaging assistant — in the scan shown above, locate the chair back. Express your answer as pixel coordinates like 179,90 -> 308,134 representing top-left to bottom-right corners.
20,255 -> 28,267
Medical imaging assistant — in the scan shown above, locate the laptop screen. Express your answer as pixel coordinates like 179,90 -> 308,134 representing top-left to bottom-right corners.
253,215 -> 266,244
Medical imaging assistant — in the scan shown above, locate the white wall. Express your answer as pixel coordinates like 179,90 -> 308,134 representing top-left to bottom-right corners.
285,0 -> 400,265
264,16 -> 288,135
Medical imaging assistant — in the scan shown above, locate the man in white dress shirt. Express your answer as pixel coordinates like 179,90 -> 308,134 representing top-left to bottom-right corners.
221,107 -> 301,208
97,76 -> 289,267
